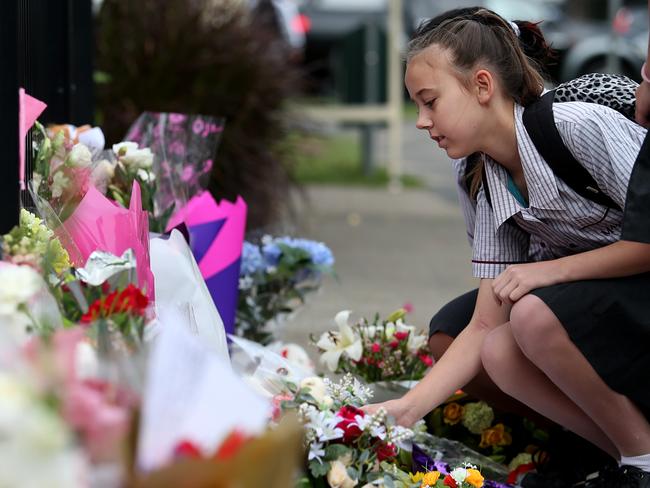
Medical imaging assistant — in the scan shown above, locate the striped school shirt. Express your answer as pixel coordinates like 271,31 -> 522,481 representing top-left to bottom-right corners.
472,102 -> 647,279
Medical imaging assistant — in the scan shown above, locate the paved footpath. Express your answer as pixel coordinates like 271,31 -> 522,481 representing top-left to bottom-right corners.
281,184 -> 477,351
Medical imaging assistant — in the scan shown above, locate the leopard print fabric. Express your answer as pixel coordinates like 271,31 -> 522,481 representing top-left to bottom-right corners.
553,73 -> 638,122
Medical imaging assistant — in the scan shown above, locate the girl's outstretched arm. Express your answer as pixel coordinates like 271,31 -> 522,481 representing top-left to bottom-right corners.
492,240 -> 650,304
362,279 -> 510,426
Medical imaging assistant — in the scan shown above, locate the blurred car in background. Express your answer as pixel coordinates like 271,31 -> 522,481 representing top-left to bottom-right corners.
296,0 -> 648,97
559,4 -> 646,82
412,0 -> 646,83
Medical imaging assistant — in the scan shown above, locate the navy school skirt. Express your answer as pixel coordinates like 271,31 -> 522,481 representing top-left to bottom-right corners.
429,274 -> 650,417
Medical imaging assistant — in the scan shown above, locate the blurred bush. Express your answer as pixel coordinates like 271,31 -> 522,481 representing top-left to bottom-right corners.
95,0 -> 301,229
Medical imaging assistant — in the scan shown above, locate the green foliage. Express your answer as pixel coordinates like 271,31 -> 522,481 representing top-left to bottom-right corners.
95,0 -> 301,229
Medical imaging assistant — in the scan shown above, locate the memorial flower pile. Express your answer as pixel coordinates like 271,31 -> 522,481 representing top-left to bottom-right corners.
314,309 -> 432,383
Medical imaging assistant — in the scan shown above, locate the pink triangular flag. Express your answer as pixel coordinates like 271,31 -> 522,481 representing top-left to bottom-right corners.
19,88 -> 47,190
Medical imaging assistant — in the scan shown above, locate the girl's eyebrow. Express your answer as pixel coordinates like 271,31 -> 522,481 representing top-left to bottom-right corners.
412,87 -> 435,101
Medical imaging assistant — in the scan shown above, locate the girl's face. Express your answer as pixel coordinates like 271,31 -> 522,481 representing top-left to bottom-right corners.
405,45 -> 485,159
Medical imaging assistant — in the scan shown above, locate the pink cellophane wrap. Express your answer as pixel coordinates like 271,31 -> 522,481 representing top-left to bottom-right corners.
61,181 -> 154,301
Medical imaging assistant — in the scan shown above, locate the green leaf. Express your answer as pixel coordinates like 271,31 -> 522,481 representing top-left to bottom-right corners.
383,475 -> 396,488
324,444 -> 350,461
309,460 -> 330,478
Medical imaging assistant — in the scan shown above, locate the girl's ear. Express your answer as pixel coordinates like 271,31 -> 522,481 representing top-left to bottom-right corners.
474,69 -> 494,104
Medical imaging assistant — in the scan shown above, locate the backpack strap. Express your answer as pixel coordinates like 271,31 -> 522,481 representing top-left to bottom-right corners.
522,91 -> 621,211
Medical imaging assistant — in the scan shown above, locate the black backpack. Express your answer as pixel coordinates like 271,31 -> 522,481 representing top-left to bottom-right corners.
468,72 -> 640,211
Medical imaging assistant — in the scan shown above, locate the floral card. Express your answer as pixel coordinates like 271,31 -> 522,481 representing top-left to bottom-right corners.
136,319 -> 270,472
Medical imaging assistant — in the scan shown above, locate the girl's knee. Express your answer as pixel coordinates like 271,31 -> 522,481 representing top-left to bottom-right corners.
480,326 -> 510,374
510,295 -> 563,358
428,332 -> 454,362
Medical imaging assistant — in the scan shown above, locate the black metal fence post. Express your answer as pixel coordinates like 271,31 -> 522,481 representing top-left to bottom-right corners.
0,1 -> 21,232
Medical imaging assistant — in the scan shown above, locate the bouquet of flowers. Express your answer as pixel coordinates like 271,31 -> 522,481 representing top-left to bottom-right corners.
428,395 -> 549,479
103,141 -> 158,228
236,235 -> 335,344
314,309 -> 432,383
58,250 -> 151,351
31,122 -> 160,231
276,373 -> 423,487
124,112 -> 225,231
276,374 -> 504,488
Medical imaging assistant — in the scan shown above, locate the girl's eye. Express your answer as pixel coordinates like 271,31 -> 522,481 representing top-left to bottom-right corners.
424,98 -> 436,108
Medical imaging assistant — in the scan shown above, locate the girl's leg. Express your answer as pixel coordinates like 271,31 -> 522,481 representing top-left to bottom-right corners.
481,324 -> 619,458
509,295 -> 650,457
429,332 -> 551,424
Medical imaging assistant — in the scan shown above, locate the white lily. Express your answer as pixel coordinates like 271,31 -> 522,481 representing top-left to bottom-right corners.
316,311 -> 362,372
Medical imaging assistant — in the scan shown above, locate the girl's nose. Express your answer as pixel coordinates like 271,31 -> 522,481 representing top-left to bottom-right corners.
416,112 -> 432,131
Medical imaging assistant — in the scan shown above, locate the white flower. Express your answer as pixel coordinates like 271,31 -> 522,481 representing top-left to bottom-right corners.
0,264 -> 44,315
450,467 -> 469,484
269,342 -> 315,373
304,410 -> 344,443
122,148 -> 153,169
0,373 -> 84,488
326,460 -> 358,488
51,171 -> 70,199
407,333 -> 428,353
316,311 -> 362,372
90,159 -> 115,193
136,168 -> 155,182
112,141 -> 138,155
308,442 -> 325,463
74,341 -> 99,381
66,143 -> 92,168
395,319 -> 416,335
300,376 -> 329,405
113,141 -> 154,169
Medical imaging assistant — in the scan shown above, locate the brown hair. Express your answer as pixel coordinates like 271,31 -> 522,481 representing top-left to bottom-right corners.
407,8 -> 550,197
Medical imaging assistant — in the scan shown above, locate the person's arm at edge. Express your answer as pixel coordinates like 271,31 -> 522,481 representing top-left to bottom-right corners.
493,240 -> 650,303
364,278 -> 510,425
635,0 -> 650,127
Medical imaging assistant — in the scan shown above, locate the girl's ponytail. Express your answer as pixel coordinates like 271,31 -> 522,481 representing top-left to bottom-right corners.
513,20 -> 558,80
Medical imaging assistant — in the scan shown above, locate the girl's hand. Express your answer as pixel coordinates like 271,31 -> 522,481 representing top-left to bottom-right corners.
492,261 -> 563,304
362,398 -> 419,427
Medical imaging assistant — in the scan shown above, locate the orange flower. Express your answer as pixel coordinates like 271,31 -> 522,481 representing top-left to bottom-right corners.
420,471 -> 440,487
465,468 -> 484,488
443,402 -> 464,425
479,423 -> 512,448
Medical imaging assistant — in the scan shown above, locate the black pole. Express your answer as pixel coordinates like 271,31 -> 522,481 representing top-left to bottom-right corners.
0,1 -> 21,232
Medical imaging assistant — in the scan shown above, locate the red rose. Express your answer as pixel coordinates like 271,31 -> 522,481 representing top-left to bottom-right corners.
374,441 -> 397,461
173,440 -> 202,459
394,331 -> 409,341
338,405 -> 364,420
443,474 -> 458,487
336,406 -> 365,443
214,430 -> 249,461
371,343 -> 381,353
389,340 -> 400,349
419,354 -> 433,367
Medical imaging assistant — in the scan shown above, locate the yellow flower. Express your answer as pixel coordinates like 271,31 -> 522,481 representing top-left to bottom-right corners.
479,423 -> 512,448
465,469 -> 484,488
410,472 -> 425,483
443,402 -> 464,425
420,471 -> 440,487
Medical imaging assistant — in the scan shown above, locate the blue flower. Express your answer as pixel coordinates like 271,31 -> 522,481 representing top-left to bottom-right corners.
291,238 -> 335,268
240,241 -> 264,276
261,242 -> 283,267
261,236 -> 334,269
